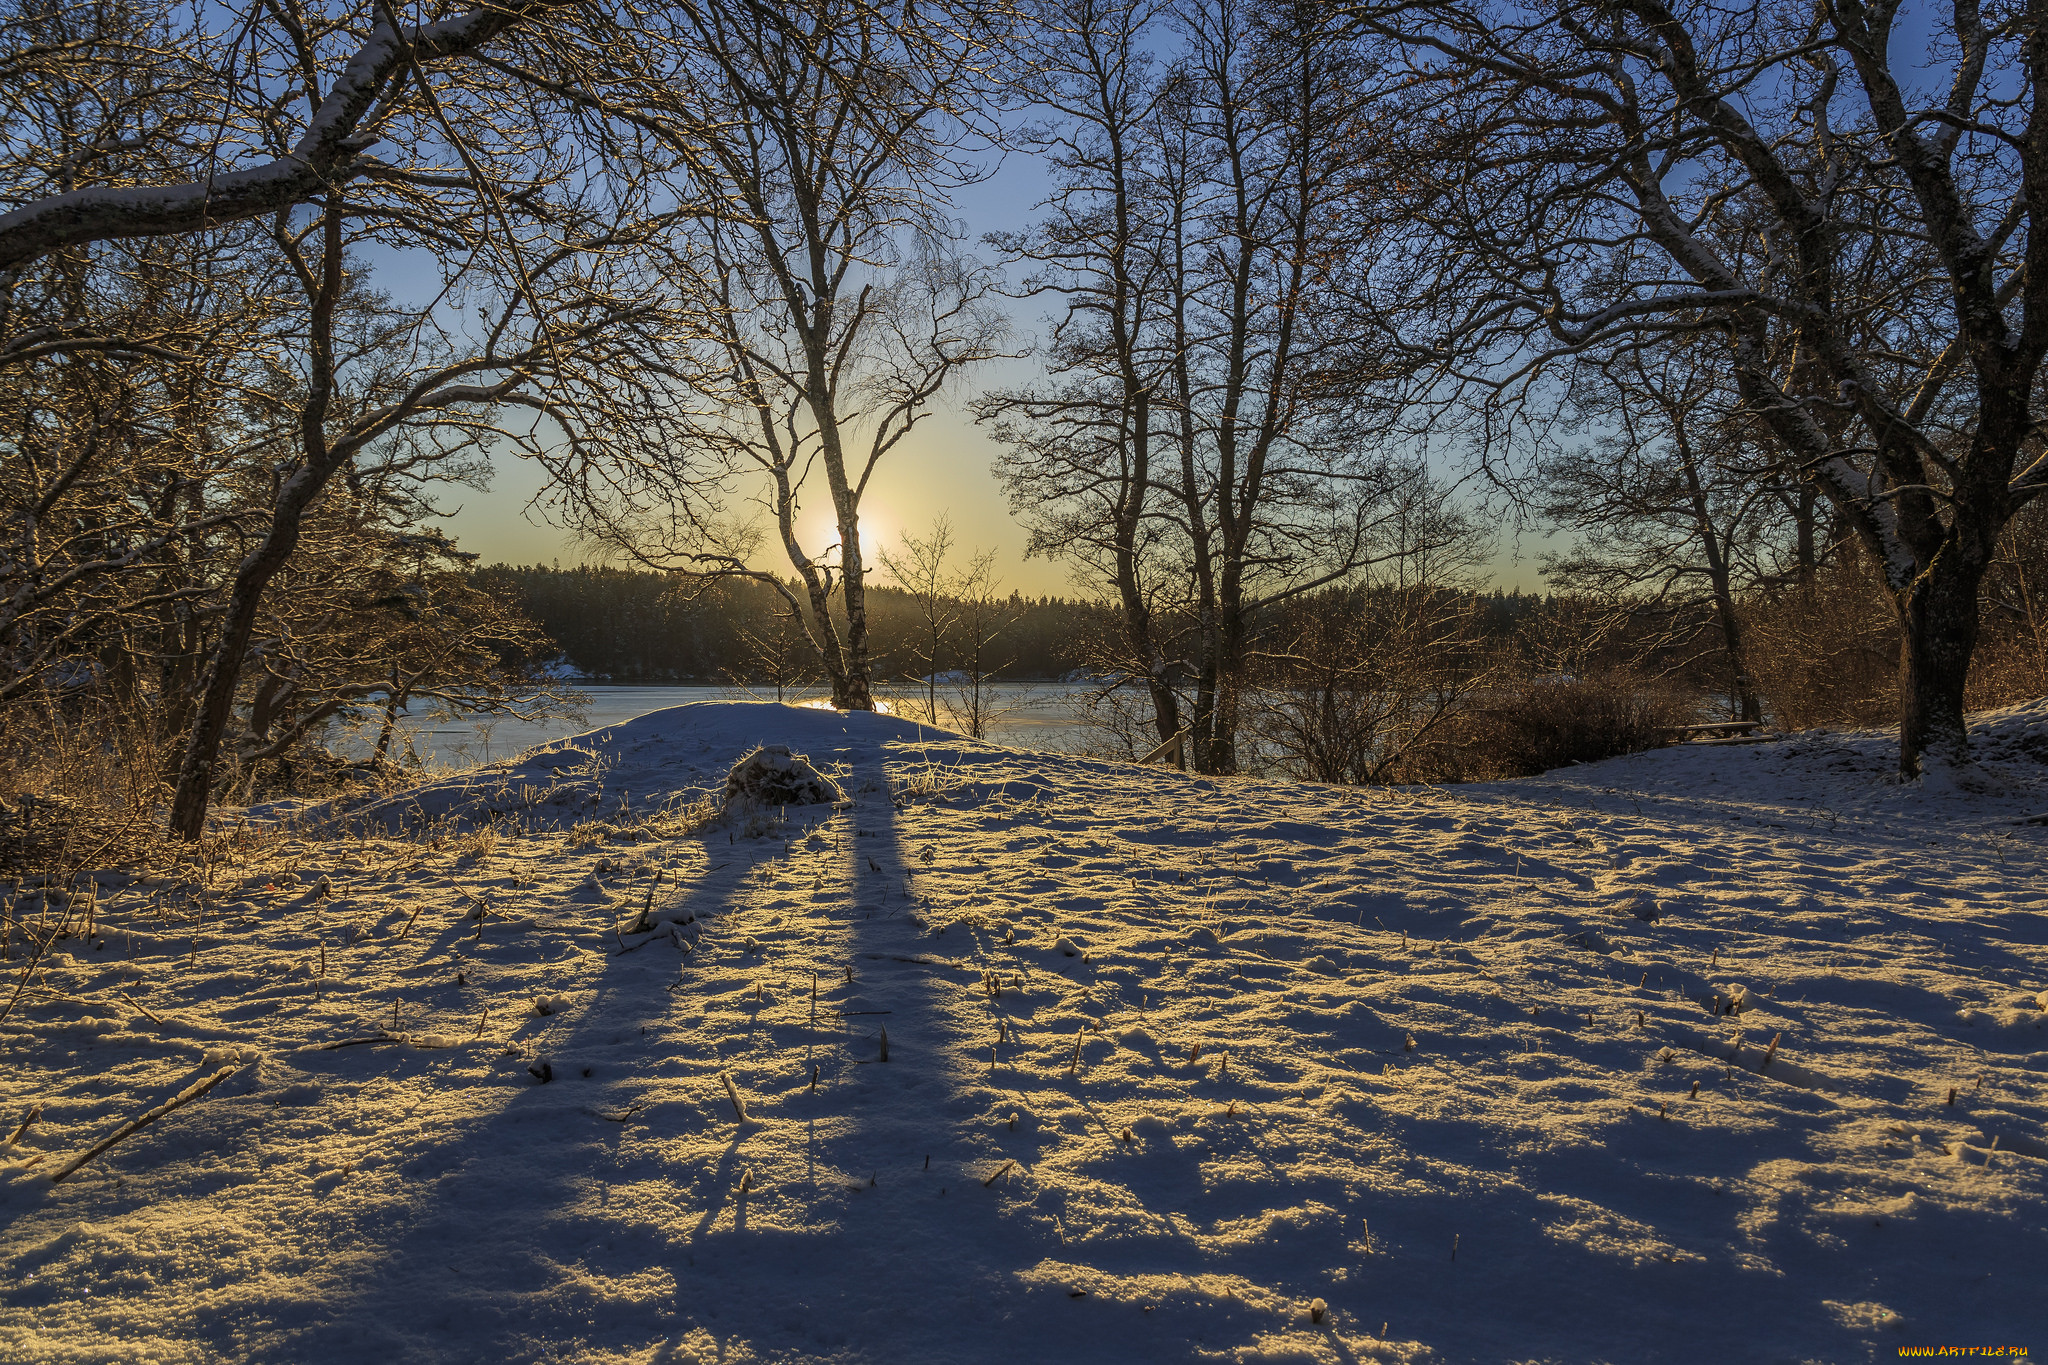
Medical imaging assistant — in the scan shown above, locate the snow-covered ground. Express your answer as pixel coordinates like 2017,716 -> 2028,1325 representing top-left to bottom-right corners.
3,701 -> 2045,1364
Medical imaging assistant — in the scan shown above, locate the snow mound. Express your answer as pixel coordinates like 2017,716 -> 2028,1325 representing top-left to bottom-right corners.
722,744 -> 843,810
1484,690 -> 2048,835
262,701 -> 939,833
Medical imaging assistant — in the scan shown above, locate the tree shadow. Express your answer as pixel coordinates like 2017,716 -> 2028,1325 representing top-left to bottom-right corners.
254,731 -> 2044,1364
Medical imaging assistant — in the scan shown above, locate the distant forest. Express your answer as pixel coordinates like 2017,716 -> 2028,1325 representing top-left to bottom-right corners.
475,563 -> 1569,684
478,564 -> 1112,682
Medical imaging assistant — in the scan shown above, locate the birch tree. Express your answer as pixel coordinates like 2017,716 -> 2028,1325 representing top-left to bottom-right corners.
547,0 -> 1010,712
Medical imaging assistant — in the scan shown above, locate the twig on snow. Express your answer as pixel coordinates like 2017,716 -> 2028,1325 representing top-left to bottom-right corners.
5,1102 -> 42,1147
318,1034 -> 402,1050
47,1064 -> 240,1185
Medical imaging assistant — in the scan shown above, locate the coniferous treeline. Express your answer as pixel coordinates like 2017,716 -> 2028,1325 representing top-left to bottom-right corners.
480,562 -> 1623,685
476,564 -> 1117,682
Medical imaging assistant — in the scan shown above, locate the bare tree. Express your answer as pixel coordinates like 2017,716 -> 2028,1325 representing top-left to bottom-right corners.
0,0 -> 691,836
225,520 -> 569,797
0,0 -> 282,717
0,0 -> 569,272
942,545 -> 1020,740
1981,501 -> 2048,701
879,514 -> 959,724
1250,468 -> 1494,781
549,0 -> 1010,712
1538,344 -> 1784,720
729,593 -> 817,702
1366,0 -> 2048,776
166,195 -> 667,836
979,0 -> 1187,751
986,0 -> 1426,772
1157,0 -> 1418,772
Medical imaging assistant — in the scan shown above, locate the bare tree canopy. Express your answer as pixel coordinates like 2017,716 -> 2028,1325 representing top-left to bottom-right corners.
546,0 -> 1012,711
982,0 -> 1452,771
0,0 -> 570,274
1361,0 -> 2048,774
1,0 -> 688,837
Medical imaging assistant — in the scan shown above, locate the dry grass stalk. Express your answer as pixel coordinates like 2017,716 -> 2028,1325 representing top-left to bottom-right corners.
5,1102 -> 42,1147
47,1064 -> 240,1185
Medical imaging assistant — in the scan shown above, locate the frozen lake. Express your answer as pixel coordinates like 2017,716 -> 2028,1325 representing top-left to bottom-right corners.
354,682 -> 1106,771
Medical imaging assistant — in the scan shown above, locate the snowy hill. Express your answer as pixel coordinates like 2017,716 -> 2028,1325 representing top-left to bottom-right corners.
2,701 -> 2044,1363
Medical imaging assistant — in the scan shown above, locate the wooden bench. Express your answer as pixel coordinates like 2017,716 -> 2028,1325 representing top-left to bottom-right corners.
1662,720 -> 1770,745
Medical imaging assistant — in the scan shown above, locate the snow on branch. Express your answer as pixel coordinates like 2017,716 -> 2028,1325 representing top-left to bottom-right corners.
0,0 -> 566,275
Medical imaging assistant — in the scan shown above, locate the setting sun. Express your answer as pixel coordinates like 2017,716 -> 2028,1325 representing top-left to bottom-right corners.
793,504 -> 896,571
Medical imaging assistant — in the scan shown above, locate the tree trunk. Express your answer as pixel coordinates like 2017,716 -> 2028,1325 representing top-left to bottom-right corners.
1894,551 -> 1986,777
374,690 -> 403,761
167,522 -> 308,837
833,501 -> 874,710
798,573 -> 853,706
1206,591 -> 1245,774
1190,625 -> 1219,772
1704,543 -> 1759,723
168,201 -> 345,839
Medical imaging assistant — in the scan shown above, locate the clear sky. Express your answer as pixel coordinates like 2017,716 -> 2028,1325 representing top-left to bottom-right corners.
433,149 -> 1557,597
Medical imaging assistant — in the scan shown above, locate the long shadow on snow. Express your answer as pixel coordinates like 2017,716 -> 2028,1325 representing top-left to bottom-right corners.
256,788 -> 875,1362
261,732 -> 2046,1364
257,733 -> 1151,1364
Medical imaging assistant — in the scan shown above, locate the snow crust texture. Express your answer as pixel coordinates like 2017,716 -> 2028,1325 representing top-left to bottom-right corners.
2,700 -> 2045,1363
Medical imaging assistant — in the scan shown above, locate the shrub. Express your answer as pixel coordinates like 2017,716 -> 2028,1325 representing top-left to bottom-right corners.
1741,550 -> 1897,730
0,691 -> 169,874
1467,670 -> 1699,778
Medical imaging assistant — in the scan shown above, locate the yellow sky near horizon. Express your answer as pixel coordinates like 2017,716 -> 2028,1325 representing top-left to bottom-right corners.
440,394 -> 1556,599
439,397 -> 1089,598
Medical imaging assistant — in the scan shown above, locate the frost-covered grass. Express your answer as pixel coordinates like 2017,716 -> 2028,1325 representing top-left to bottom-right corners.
2,700 -> 2045,1363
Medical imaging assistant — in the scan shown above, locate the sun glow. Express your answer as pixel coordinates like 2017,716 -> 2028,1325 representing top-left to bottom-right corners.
794,506 -> 896,571
797,696 -> 895,714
